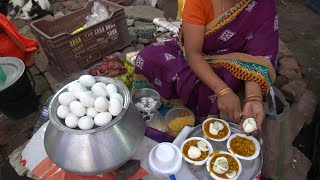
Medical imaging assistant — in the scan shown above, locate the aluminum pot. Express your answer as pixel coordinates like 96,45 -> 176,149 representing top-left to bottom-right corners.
44,77 -> 145,175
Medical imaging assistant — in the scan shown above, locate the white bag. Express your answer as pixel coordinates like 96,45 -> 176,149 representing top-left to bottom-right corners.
20,122 -> 49,172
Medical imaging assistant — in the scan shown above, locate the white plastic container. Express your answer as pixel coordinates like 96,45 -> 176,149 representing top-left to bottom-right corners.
148,142 -> 182,176
226,133 -> 261,160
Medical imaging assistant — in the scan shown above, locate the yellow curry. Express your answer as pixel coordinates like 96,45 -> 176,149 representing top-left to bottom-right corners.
230,136 -> 255,157
182,140 -> 209,161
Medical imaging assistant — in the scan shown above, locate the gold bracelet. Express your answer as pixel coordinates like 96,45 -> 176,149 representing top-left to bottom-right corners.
245,97 -> 264,105
246,94 -> 263,100
217,88 -> 232,97
217,88 -> 230,96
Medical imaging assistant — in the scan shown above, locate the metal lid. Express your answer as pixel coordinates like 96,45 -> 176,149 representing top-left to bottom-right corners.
0,57 -> 25,92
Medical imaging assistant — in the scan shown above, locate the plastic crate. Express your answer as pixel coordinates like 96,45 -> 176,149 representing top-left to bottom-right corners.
30,0 -> 131,77
306,0 -> 320,14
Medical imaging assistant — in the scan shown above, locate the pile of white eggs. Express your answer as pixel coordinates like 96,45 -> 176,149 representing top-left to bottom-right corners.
56,75 -> 124,130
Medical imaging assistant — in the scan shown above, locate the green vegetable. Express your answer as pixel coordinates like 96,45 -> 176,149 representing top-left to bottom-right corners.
115,61 -> 135,89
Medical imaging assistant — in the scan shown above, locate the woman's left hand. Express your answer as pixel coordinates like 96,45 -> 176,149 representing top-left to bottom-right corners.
242,100 -> 265,130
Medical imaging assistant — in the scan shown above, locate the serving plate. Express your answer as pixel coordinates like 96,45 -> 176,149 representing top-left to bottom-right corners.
186,123 -> 263,180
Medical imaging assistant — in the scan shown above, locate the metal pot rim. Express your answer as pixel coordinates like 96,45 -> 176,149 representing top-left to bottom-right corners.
48,76 -> 131,134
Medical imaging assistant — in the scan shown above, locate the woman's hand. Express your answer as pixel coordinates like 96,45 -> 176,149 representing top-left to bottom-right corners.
217,91 -> 241,122
242,100 -> 265,130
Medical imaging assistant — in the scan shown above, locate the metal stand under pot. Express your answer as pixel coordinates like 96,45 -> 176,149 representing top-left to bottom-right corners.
44,77 -> 145,175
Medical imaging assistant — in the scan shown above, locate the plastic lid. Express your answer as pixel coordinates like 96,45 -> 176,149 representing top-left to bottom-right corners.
149,142 -> 182,175
0,57 -> 25,91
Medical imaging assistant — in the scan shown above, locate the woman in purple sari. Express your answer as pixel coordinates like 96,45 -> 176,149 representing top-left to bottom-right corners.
133,0 -> 278,128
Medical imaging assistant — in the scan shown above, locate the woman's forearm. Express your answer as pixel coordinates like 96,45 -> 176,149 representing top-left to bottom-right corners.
187,53 -> 228,93
245,81 -> 262,98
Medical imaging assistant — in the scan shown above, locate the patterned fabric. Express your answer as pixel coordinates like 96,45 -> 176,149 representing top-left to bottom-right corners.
207,58 -> 272,96
134,0 -> 279,117
132,80 -> 154,90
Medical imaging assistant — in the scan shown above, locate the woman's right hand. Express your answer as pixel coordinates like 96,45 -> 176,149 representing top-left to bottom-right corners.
217,91 -> 242,122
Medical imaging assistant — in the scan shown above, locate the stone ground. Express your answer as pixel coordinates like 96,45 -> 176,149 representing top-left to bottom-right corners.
0,0 -> 319,179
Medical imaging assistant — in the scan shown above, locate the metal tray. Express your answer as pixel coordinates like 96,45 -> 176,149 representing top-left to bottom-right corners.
186,123 -> 263,180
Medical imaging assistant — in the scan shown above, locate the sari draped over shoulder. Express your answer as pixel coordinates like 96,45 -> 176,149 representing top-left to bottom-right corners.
178,0 -> 278,96
134,0 -> 279,117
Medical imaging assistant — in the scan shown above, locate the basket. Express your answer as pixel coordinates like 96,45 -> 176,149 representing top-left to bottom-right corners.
30,0 -> 131,77
306,0 -> 320,14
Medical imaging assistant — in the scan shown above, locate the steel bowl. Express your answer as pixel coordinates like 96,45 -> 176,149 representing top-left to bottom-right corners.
44,77 -> 145,175
131,88 -> 163,112
165,106 -> 195,137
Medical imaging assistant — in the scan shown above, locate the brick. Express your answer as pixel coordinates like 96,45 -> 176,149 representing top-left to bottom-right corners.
273,75 -> 289,88
279,57 -> 300,72
62,1 -> 82,11
280,80 -> 307,102
125,6 -> 165,22
278,40 -> 293,59
285,90 -> 317,143
278,67 -> 302,81
33,75 -> 50,96
44,72 -> 59,91
34,46 -> 49,73
126,18 -> 135,27
77,0 -> 88,7
28,65 -> 40,76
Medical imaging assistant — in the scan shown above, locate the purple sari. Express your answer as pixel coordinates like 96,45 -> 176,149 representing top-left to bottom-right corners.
134,0 -> 279,118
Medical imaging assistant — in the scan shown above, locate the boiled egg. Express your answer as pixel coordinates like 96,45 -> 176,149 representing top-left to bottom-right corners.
197,141 -> 209,152
58,92 -> 76,106
94,97 -> 109,112
79,75 -> 96,87
242,118 -> 257,133
69,101 -> 86,117
110,93 -> 124,105
95,82 -> 107,88
216,121 -> 224,131
209,123 -> 219,135
91,83 -> 108,97
188,146 -> 201,159
213,157 -> 229,174
108,98 -> 122,116
78,116 -> 94,130
226,171 -> 237,179
105,84 -> 117,98
57,105 -> 70,119
65,113 -> 79,128
78,91 -> 95,107
94,112 -> 112,126
86,107 -> 98,118
209,121 -> 224,135
68,81 -> 87,99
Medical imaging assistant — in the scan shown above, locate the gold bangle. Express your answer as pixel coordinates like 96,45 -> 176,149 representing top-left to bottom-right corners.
219,89 -> 232,97
217,88 -> 230,96
217,88 -> 232,97
246,94 -> 262,100
245,97 -> 264,105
